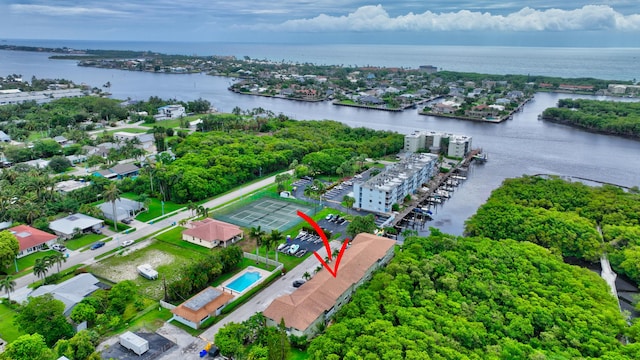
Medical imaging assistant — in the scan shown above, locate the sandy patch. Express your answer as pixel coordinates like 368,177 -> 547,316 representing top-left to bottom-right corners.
92,249 -> 175,283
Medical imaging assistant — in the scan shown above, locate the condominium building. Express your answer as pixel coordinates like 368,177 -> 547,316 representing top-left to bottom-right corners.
353,153 -> 438,214
404,130 -> 472,158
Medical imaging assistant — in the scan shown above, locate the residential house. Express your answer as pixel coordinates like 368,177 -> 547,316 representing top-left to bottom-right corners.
157,105 -> 185,119
98,198 -> 143,222
181,219 -> 243,249
263,233 -> 396,337
65,154 -> 87,165
55,179 -> 91,194
431,101 -> 459,115
94,163 -> 140,180
9,225 -> 58,258
53,136 -> 69,146
358,95 -> 384,105
49,213 -> 104,240
466,104 -> 498,118
14,273 -> 105,316
170,287 -> 234,329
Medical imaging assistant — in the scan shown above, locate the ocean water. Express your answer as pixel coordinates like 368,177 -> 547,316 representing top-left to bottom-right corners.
3,39 -> 639,81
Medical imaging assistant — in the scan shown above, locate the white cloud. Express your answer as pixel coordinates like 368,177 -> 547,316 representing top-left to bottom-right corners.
271,4 -> 640,32
10,4 -> 129,17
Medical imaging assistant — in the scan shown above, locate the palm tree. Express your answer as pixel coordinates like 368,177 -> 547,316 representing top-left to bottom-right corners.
197,205 -> 209,218
48,252 -> 66,273
342,195 -> 355,215
261,234 -> 273,268
33,258 -> 49,283
0,275 -> 16,302
269,229 -> 284,267
103,182 -> 121,231
302,272 -> 311,281
249,226 -> 266,263
187,201 -> 197,216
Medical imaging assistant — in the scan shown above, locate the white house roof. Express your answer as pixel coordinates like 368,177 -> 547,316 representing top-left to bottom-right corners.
17,273 -> 102,316
49,213 -> 103,236
99,198 -> 143,221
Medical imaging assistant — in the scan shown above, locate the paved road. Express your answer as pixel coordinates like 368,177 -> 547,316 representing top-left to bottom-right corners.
6,171 -> 293,295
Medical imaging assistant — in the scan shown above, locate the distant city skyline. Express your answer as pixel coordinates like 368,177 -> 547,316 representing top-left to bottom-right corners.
2,1 -> 639,47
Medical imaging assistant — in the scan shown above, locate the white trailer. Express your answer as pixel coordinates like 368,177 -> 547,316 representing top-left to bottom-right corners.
137,264 -> 158,280
119,331 -> 149,355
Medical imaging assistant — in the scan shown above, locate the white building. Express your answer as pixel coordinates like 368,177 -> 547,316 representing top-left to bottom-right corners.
404,130 -> 472,158
157,105 -> 185,119
353,153 -> 438,214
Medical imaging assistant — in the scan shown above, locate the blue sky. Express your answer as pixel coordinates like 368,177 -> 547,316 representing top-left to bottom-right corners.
2,1 -> 639,46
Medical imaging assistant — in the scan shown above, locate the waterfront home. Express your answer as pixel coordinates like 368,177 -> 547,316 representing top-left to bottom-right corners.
9,225 -> 58,258
263,233 -> 395,337
181,218 -> 243,249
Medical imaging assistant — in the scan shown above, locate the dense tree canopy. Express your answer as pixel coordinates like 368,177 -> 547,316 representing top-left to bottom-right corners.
308,231 -> 638,359
0,230 -> 20,269
465,176 -> 640,284
542,99 -> 640,138
129,119 -> 403,203
16,294 -> 75,347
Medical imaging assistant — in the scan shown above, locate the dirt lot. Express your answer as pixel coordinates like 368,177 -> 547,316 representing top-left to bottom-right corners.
88,239 -> 194,299
91,249 -> 174,282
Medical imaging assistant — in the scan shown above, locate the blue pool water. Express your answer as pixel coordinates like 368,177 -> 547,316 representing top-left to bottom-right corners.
226,271 -> 261,293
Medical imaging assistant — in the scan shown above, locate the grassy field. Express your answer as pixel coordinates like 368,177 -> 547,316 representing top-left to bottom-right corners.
65,233 -> 107,251
3,249 -> 59,277
134,198 -> 184,222
105,127 -> 149,134
140,117 -> 189,129
89,239 -> 207,300
289,349 -> 310,360
154,226 -> 212,255
0,302 -> 26,343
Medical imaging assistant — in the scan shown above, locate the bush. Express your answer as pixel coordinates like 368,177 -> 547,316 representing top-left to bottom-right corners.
289,334 -> 309,350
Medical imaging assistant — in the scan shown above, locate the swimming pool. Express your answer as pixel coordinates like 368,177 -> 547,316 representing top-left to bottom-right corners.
226,271 -> 262,293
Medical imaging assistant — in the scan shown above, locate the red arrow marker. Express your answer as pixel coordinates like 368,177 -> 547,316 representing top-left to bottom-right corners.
297,210 -> 349,278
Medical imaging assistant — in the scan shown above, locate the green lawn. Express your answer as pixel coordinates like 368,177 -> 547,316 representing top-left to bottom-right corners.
65,233 -> 107,251
289,349 -> 310,360
105,127 -> 149,134
134,197 -> 184,222
0,302 -> 26,343
154,226 -> 213,255
140,117 -> 188,129
3,250 -> 58,277
127,306 -> 173,332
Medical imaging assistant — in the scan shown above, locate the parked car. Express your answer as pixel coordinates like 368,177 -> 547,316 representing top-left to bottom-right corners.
90,241 -> 105,250
92,228 -> 102,234
325,214 -> 334,220
293,280 -> 306,288
288,244 -> 300,254
51,244 -> 67,252
122,218 -> 132,224
121,240 -> 134,247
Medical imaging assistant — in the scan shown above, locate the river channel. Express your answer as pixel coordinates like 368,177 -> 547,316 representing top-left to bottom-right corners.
3,49 -> 640,313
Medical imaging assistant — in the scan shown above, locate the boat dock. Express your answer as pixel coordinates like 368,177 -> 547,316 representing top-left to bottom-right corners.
392,148 -> 484,230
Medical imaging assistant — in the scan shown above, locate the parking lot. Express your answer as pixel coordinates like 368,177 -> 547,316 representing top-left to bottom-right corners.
277,216 -> 350,258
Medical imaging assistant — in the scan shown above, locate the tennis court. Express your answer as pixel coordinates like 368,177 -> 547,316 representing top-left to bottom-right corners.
215,197 -> 314,231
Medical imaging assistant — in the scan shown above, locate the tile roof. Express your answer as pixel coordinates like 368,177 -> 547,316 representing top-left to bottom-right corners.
171,287 -> 234,323
263,233 -> 395,332
9,225 -> 57,251
182,219 -> 243,243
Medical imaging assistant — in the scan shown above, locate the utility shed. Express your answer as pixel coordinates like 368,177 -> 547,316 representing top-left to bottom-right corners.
119,331 -> 149,355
